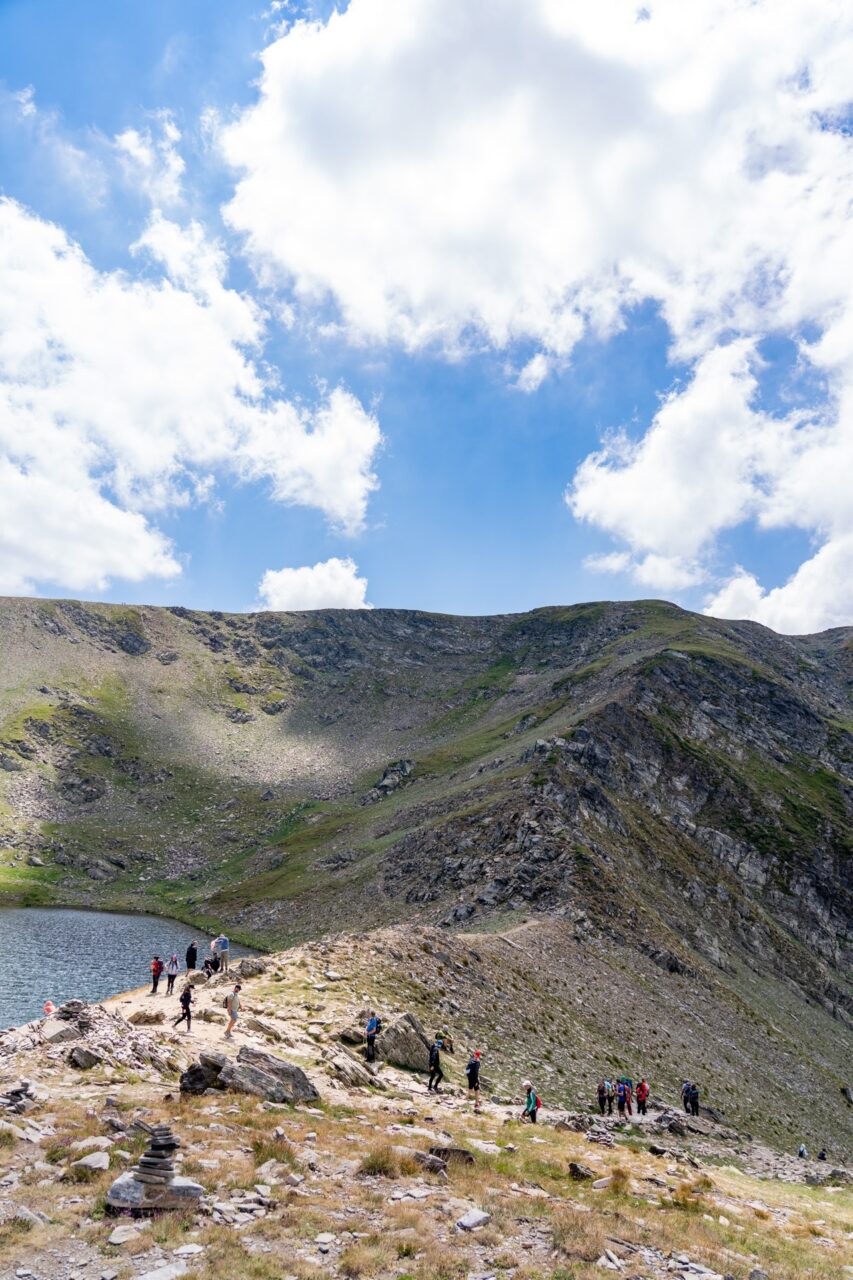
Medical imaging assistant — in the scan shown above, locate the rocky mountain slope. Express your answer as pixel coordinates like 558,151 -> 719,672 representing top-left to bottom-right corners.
0,597 -> 850,1147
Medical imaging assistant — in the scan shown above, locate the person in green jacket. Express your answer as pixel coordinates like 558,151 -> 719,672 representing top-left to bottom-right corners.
521,1081 -> 541,1124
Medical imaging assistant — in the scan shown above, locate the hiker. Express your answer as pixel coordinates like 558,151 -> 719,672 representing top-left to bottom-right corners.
521,1081 -> 541,1124
798,1143 -> 808,1159
186,940 -> 198,971
173,984 -> 193,1032
605,1078 -> 614,1115
597,1079 -> 607,1115
365,1010 -> 381,1063
636,1078 -> 649,1116
165,954 -> 179,996
202,956 -> 215,978
681,1080 -> 691,1112
466,1050 -> 482,1112
150,955 -> 164,994
214,933 -> 230,973
688,1082 -> 700,1117
625,1078 -> 634,1117
428,1036 -> 444,1093
616,1079 -> 627,1118
224,983 -> 242,1039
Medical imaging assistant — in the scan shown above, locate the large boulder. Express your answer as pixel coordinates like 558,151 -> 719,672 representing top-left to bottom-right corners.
218,1060 -> 287,1103
68,1045 -> 102,1070
374,1012 -> 431,1072
236,1047 -> 319,1102
234,957 -> 268,979
324,1049 -> 376,1089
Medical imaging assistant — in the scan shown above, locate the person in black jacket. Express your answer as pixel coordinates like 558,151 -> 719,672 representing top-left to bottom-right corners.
466,1050 -> 482,1112
173,984 -> 193,1031
428,1036 -> 444,1092
186,940 -> 198,971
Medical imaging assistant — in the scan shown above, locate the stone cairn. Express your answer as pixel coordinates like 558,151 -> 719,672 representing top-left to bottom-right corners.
106,1121 -> 203,1214
135,1124 -> 179,1189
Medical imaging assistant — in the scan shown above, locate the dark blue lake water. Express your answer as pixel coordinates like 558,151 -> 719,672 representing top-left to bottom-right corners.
0,907 -> 257,1028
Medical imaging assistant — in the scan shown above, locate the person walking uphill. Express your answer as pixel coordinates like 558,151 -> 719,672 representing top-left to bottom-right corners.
173,984 -> 193,1032
150,955 -> 164,995
466,1050 -> 482,1112
186,940 -> 198,971
224,983 -> 242,1039
365,1011 -> 381,1063
165,954 -> 179,996
636,1077 -> 649,1116
428,1036 -> 444,1093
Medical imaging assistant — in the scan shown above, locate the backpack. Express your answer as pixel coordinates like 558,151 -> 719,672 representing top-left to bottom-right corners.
223,996 -> 230,1009
374,1017 -> 383,1033
535,1095 -> 542,1110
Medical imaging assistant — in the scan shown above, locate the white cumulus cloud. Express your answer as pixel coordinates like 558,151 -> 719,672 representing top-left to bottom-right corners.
258,557 -> 371,611
221,0 -> 853,631
0,198 -> 381,595
115,113 -> 186,206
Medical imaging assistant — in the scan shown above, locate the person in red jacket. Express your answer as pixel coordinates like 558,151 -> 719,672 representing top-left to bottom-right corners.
150,955 -> 164,994
636,1078 -> 649,1116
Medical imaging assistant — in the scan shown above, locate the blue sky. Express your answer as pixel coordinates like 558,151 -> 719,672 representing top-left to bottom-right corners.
1,0 -> 851,629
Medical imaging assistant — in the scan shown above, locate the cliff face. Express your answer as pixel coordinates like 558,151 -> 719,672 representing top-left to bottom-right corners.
0,596 -> 851,1137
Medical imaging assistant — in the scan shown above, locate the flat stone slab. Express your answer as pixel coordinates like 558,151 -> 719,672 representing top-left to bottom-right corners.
106,1171 -> 203,1212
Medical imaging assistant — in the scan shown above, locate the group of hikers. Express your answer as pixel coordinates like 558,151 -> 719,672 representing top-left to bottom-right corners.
149,934 -> 232,997
596,1076 -> 651,1117
146,934 -> 241,1039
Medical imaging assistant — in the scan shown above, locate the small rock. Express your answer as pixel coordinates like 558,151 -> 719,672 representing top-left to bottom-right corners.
108,1224 -> 140,1245
73,1151 -> 109,1171
457,1208 -> 490,1231
569,1161 -> 596,1180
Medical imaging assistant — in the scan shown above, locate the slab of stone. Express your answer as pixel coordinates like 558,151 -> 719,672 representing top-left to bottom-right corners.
106,1171 -> 203,1212
137,1265 -> 187,1280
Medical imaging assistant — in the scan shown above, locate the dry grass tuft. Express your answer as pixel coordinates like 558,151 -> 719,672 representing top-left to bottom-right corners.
552,1204 -> 607,1260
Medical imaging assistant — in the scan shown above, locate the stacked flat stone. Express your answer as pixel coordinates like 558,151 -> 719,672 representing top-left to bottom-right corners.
133,1125 -> 179,1187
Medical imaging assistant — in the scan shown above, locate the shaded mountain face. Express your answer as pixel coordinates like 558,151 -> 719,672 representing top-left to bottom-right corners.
0,597 -> 851,1144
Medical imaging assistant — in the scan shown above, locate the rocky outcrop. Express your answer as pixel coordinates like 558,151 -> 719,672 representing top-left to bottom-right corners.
180,1047 -> 319,1103
374,1012 -> 431,1072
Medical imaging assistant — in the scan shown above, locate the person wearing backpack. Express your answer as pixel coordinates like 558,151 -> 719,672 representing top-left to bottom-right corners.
681,1080 -> 691,1112
466,1050 -> 482,1113
605,1079 -> 615,1115
150,955 -> 164,995
521,1081 -> 541,1123
597,1079 -> 607,1115
428,1036 -> 444,1092
185,940 -> 198,971
224,983 -> 242,1039
365,1010 -> 381,1062
173,984 -> 193,1032
616,1079 -> 627,1117
688,1082 -> 700,1117
636,1078 -> 649,1116
165,954 -> 179,996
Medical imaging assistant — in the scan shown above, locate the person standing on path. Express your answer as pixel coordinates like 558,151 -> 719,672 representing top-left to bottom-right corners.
173,984 -> 193,1031
214,933 -> 230,973
605,1079 -> 614,1115
427,1036 -> 444,1093
186,940 -> 198,971
597,1080 -> 608,1115
466,1050 -> 482,1113
521,1081 -> 540,1124
165,954 -> 179,996
224,983 -> 242,1039
688,1082 -> 700,1117
150,955 -> 164,995
365,1010 -> 380,1063
681,1080 -> 691,1112
636,1078 -> 649,1116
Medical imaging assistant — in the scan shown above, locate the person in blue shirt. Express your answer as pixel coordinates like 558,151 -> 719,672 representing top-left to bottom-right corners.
365,1010 -> 380,1062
